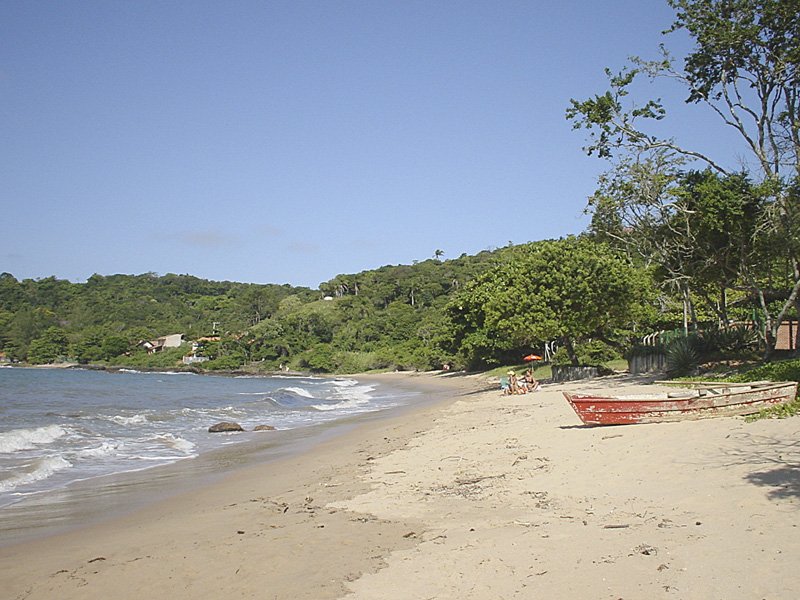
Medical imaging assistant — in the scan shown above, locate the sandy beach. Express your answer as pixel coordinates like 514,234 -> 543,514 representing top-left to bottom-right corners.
2,371 -> 799,599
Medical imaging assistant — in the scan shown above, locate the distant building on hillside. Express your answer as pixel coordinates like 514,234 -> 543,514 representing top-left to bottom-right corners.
139,333 -> 184,354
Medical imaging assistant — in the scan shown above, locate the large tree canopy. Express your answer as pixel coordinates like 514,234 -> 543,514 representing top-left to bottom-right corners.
447,237 -> 651,368
567,0 -> 800,356
567,0 -> 800,180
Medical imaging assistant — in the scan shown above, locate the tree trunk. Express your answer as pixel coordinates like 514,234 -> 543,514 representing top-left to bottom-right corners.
679,283 -> 699,333
684,283 -> 698,331
719,284 -> 729,328
682,298 -> 688,335
755,287 -> 777,361
563,336 -> 579,366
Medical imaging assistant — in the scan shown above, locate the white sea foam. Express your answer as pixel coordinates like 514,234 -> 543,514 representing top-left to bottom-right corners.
154,433 -> 196,454
0,369 -> 418,508
313,384 -> 376,411
332,379 -> 358,387
283,386 -> 314,398
108,414 -> 148,425
0,425 -> 68,453
76,441 -> 120,459
0,456 -> 72,492
338,384 -> 376,402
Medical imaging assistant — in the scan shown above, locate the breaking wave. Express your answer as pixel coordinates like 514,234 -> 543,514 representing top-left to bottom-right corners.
0,456 -> 72,493
0,425 -> 68,454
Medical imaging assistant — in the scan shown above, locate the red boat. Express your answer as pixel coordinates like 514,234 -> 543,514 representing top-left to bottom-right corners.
563,381 -> 799,426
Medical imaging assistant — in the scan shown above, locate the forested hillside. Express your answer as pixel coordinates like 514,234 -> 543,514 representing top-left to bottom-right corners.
0,272 -> 313,365
1,220 -> 797,374
0,249 -> 513,372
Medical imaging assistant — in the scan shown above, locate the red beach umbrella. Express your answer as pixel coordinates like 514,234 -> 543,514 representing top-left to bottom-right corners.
523,354 -> 542,361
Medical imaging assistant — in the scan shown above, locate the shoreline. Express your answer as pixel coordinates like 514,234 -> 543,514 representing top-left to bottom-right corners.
0,370 -> 482,599
0,370 -> 465,545
2,372 -> 799,599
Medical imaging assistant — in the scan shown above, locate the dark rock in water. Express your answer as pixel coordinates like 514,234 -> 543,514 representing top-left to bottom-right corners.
208,422 -> 244,433
253,425 -> 276,431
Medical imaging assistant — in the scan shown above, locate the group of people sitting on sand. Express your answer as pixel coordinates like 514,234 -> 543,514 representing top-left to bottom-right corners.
502,369 -> 540,395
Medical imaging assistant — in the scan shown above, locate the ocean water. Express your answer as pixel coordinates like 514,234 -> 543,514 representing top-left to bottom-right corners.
0,367 -> 418,510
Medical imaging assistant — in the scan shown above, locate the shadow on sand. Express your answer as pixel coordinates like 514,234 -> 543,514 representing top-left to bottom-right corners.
745,465 -> 800,501
720,434 -> 800,501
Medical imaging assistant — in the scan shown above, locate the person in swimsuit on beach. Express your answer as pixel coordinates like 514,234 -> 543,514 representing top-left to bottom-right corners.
507,371 -> 525,395
524,368 -> 540,391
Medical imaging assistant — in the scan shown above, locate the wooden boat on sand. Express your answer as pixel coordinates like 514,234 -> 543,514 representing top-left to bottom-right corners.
563,381 -> 798,426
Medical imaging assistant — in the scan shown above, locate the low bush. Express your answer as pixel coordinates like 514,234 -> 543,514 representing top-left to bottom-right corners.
578,340 -> 622,365
730,358 -> 800,422
702,325 -> 758,353
728,358 -> 800,383
201,355 -> 245,371
551,341 -> 623,368
111,347 -> 186,369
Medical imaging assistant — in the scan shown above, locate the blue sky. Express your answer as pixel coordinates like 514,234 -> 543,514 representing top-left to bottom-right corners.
1,1 -> 745,288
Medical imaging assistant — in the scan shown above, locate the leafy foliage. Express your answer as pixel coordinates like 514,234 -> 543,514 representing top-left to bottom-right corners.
0,251 -> 502,372
728,358 -> 800,384
731,358 -> 800,421
569,0 -> 800,358
0,272 -> 310,364
26,327 -> 69,364
447,237 -> 651,369
702,325 -> 759,353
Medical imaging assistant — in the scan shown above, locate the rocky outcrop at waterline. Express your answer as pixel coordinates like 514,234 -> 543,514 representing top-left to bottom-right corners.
208,422 -> 245,433
207,422 -> 277,433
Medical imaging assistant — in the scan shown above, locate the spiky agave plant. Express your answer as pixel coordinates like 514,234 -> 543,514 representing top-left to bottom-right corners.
713,325 -> 758,353
665,335 -> 702,376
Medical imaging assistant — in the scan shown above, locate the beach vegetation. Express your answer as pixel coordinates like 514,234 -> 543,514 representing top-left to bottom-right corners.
111,347 -> 188,369
664,335 -> 703,376
712,358 -> 800,421
0,253 -> 504,372
445,237 -> 651,370
568,0 -> 800,360
26,326 -> 70,365
550,340 -> 622,369
727,358 -> 800,386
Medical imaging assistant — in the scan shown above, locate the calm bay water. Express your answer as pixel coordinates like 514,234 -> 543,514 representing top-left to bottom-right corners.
0,367 -> 417,510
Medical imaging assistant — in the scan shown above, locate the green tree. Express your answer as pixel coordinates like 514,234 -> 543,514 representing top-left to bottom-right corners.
567,0 -> 800,356
70,328 -> 107,364
448,237 -> 650,368
674,170 -> 764,325
588,159 -> 766,331
27,327 -> 70,364
101,335 -> 131,360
